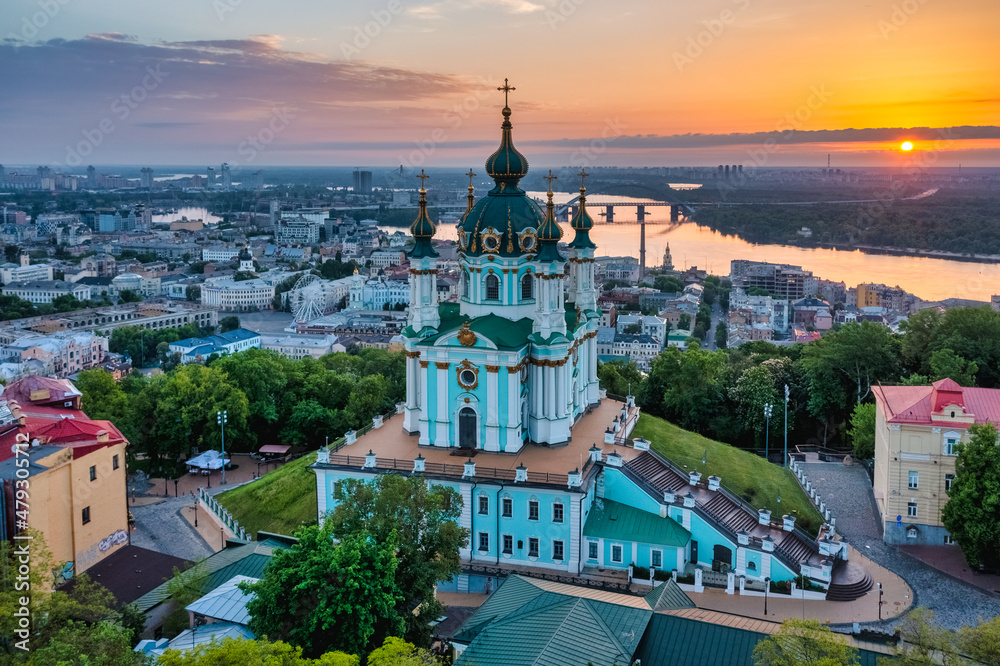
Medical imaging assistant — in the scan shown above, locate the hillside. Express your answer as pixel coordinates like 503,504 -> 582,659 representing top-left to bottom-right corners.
216,452 -> 318,537
631,413 -> 824,534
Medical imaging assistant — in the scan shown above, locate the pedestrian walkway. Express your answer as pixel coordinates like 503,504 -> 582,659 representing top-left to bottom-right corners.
899,545 -> 1000,596
801,461 -> 1000,630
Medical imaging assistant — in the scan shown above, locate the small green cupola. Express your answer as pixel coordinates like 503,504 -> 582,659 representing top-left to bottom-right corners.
536,170 -> 564,262
484,80 -> 529,192
408,169 -> 438,259
569,168 -> 596,250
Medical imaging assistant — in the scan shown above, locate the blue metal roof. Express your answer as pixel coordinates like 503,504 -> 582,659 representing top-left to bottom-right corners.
185,575 -> 258,625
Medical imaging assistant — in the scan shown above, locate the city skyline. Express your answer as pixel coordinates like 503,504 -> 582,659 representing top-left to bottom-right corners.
1,0 -> 998,167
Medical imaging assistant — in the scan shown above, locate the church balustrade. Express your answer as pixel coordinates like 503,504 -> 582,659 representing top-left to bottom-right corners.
322,452 -> 570,486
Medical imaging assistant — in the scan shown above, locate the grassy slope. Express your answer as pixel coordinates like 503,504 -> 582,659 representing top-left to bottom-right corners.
216,452 -> 318,537
631,414 -> 824,534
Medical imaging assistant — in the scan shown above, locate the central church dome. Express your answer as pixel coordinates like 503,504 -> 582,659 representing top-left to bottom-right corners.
459,99 -> 553,258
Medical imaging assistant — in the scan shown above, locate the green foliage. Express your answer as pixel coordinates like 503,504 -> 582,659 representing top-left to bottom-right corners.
927,348 -> 978,386
729,364 -> 778,445
109,323 -> 210,368
714,321 -> 727,349
188,261 -> 206,274
622,322 -> 642,334
0,294 -> 38,320
118,290 -> 142,304
959,615 -> 1000,666
847,403 -> 876,460
653,275 -> 683,293
232,271 -> 256,282
752,618 -> 858,666
31,621 -> 146,666
52,293 -> 86,312
163,562 -> 210,638
884,607 -> 957,665
642,346 -> 728,434
220,315 -> 241,332
597,360 -> 645,398
316,259 -> 359,280
901,306 -> 1000,387
327,475 -> 467,647
185,285 -> 201,301
941,422 -> 1000,570
243,523 -> 404,657
366,637 -> 441,666
678,313 -> 691,330
156,638 -> 358,666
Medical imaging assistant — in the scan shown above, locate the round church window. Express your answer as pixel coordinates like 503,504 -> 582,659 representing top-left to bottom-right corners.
483,235 -> 499,251
460,369 -> 477,387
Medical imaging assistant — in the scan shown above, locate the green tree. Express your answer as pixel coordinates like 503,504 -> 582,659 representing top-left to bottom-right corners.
188,261 -> 206,274
653,275 -> 683,293
678,313 -> 691,330
326,475 -> 467,647
642,346 -> 727,434
76,369 -> 130,424
52,293 -> 85,312
959,615 -> 1000,666
899,307 -> 941,374
214,349 -> 289,427
622,322 -> 642,335
157,638 -> 357,666
927,348 -> 978,386
930,306 -> 1000,387
185,285 -> 201,301
118,290 -> 142,304
0,294 -> 38,320
367,637 -> 441,666
345,374 -> 393,429
847,403 -> 876,459
242,525 -> 403,657
31,621 -> 144,666
730,364 -> 778,445
714,321 -> 727,349
597,360 -> 645,398
162,562 -> 210,638
884,607 -> 957,666
752,618 -> 858,666
220,316 -> 241,333
941,422 -> 1000,570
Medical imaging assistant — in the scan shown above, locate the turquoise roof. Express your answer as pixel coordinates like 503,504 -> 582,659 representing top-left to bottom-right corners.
584,499 -> 691,548
454,575 -> 653,666
185,575 -> 257,625
643,580 -> 696,612
634,615 -> 883,666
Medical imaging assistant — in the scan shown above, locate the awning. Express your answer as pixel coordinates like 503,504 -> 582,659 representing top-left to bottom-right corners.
186,450 -> 231,470
258,445 -> 290,455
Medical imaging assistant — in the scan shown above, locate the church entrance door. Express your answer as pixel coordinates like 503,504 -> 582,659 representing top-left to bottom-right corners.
459,407 -> 477,449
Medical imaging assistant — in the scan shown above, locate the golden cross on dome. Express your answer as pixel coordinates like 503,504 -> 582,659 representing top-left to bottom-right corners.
497,78 -> 515,107
543,169 -> 558,192
578,168 -> 589,188
416,169 -> 429,189
465,169 -> 477,187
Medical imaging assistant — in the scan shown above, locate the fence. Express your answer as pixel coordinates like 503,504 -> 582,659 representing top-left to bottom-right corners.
464,563 -> 636,594
199,487 -> 252,541
325,453 -> 570,487
329,408 -> 400,453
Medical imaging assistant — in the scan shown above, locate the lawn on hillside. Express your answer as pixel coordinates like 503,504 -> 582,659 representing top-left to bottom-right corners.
216,452 -> 318,538
631,414 -> 824,535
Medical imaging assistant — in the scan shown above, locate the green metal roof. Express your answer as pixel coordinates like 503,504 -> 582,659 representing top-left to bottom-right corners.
642,580 -> 696,612
415,304 -> 532,350
454,575 -> 652,666
132,541 -> 287,613
584,499 -> 691,548
634,615 -> 883,666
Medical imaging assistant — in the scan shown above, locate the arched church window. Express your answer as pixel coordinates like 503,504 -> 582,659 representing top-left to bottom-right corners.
463,271 -> 470,298
521,273 -> 533,300
485,274 -> 500,300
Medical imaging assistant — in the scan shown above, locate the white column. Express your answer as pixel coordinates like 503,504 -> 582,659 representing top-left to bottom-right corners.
487,368 -> 499,426
419,363 -> 430,445
436,363 -> 450,446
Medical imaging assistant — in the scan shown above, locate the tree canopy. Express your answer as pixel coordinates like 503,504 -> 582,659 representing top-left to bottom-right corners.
752,619 -> 858,666
941,422 -> 1000,570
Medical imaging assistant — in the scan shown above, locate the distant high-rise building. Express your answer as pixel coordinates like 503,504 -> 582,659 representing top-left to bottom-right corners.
269,199 -> 280,227
353,169 -> 373,195
248,170 -> 264,191
221,163 -> 232,190
140,167 -> 154,189
87,165 -> 97,186
206,166 -> 216,186
0,164 -> 6,183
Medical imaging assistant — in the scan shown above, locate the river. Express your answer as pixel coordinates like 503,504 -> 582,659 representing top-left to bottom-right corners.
421,192 -> 998,302
151,206 -> 223,225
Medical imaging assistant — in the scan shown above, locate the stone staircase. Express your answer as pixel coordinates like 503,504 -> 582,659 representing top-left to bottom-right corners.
826,560 -> 874,602
776,532 -> 815,563
626,451 -> 688,493
702,493 -> 759,533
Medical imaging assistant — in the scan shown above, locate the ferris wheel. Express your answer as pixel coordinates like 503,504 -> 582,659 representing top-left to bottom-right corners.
289,273 -> 325,322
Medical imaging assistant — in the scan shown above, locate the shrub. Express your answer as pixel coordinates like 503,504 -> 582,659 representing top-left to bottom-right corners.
676,573 -> 695,585
653,569 -> 671,581
632,566 -> 650,579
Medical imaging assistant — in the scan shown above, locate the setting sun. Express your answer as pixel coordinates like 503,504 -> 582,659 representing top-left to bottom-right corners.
901,141 -> 914,151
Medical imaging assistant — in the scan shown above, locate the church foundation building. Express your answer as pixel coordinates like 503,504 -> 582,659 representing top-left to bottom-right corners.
312,90 -> 865,600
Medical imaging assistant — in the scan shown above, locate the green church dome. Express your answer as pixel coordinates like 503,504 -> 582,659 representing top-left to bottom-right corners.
460,101 -> 552,258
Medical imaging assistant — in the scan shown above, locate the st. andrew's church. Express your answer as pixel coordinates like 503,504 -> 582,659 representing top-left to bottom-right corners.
313,83 -> 861,614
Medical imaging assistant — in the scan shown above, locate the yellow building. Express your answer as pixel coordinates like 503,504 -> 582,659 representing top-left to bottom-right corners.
872,378 -> 993,546
0,376 -> 129,581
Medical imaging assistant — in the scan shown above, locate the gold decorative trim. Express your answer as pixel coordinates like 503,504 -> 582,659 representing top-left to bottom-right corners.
419,361 -> 429,368
435,362 -> 451,370
518,228 -> 538,252
485,365 -> 500,373
457,321 -> 477,347
409,269 -> 437,275
457,359 -> 479,390
405,351 -> 421,359
458,228 -> 468,251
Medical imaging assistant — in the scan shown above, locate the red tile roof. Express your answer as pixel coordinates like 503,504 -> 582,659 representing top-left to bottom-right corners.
1,376 -> 81,408
873,378 -> 1000,427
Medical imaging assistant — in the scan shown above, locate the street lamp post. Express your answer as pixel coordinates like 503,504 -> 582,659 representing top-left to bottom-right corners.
764,576 -> 770,616
191,492 -> 199,527
878,582 -> 883,620
763,403 -> 773,462
217,410 -> 228,485
783,384 -> 790,467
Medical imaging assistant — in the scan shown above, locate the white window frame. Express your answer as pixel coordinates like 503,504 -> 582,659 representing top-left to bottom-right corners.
528,500 -> 539,521
588,541 -> 598,560
908,471 -> 919,490
553,540 -> 564,561
552,503 -> 564,524
502,534 -> 513,554
502,497 -> 513,517
478,495 -> 489,515
943,430 -> 960,456
945,474 -> 955,492
478,532 -> 489,552
907,501 -> 918,518
611,544 -> 623,563
651,549 -> 663,569
528,537 -> 539,558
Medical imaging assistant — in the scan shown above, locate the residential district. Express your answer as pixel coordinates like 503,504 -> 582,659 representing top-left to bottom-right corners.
1,102 -> 999,666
